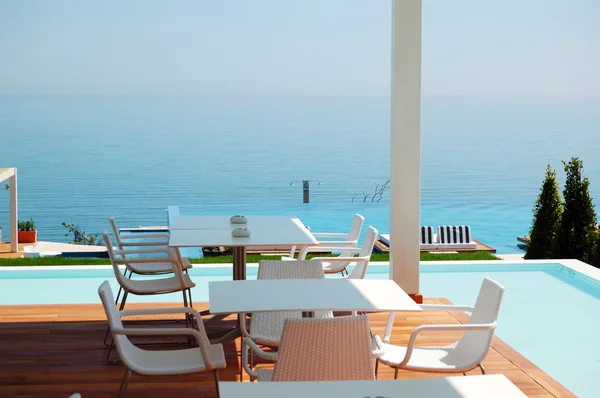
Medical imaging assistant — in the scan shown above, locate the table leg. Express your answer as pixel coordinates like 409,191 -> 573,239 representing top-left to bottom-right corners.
213,246 -> 247,343
233,246 -> 246,281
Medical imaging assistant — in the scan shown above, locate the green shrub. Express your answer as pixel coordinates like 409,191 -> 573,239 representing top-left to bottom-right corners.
525,164 -> 563,259
18,218 -> 36,231
555,157 -> 598,264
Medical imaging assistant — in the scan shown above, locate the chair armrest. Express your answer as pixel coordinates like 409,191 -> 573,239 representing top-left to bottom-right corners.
401,322 -> 497,366
383,312 -> 397,343
120,306 -> 206,336
114,256 -> 178,265
114,247 -> 173,257
244,337 -> 278,361
112,326 -> 200,338
372,334 -> 385,357
120,306 -> 201,319
312,232 -> 349,238
313,255 -> 367,263
118,233 -> 169,240
304,246 -> 361,254
419,304 -> 474,312
241,337 -> 278,378
119,240 -> 169,247
315,240 -> 358,246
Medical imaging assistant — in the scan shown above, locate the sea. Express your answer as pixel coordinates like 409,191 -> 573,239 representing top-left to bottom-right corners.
1,95 -> 599,254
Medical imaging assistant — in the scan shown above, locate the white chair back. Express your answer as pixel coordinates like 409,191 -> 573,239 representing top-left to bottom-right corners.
258,259 -> 325,279
347,226 -> 378,279
347,213 -> 365,243
454,277 -> 505,364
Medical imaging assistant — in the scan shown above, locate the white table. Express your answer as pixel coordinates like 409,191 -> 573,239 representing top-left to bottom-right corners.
209,279 -> 422,315
169,215 -> 317,280
219,374 -> 527,398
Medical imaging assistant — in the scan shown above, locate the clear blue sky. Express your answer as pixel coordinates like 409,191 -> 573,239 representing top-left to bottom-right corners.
0,0 -> 598,97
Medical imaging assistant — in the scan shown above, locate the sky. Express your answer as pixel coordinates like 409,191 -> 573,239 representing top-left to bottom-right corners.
0,0 -> 599,97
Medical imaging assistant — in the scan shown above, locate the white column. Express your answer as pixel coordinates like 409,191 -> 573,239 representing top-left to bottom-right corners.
390,0 -> 422,294
10,169 -> 18,252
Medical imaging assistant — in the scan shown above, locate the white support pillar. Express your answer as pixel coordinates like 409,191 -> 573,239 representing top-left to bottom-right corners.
390,0 -> 422,295
10,169 -> 18,252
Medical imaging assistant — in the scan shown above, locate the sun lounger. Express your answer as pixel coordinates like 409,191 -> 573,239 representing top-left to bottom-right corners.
436,225 -> 477,250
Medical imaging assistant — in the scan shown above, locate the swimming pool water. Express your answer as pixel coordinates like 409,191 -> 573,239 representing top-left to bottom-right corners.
1,262 -> 598,397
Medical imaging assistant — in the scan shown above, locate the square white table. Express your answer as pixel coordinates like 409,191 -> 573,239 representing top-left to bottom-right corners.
219,374 -> 527,398
169,215 -> 317,280
209,279 -> 422,315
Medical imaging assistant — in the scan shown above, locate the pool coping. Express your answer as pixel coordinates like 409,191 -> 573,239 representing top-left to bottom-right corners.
2,258 -> 599,283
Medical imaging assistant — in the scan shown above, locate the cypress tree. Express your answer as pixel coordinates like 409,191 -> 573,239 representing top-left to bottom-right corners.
525,164 -> 562,259
555,157 -> 598,263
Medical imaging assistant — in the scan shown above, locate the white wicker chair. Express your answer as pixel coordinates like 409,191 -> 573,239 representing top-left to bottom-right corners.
241,259 -> 332,378
247,315 -> 381,381
287,226 -> 378,278
374,277 -> 505,378
287,213 -> 364,257
98,281 -> 225,398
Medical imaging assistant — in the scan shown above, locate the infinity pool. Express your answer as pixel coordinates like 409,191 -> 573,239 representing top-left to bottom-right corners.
1,261 -> 598,397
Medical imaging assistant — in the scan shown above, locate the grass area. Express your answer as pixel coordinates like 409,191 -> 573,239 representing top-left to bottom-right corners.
0,251 -> 499,267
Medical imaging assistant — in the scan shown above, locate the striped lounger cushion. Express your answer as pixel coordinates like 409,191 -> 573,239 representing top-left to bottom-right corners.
419,226 -> 437,250
437,225 -> 472,244
420,226 -> 434,245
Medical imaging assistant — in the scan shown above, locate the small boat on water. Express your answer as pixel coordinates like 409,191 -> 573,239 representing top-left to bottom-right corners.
517,235 -> 530,251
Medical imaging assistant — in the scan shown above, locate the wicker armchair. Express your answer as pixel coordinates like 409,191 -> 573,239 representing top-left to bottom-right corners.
287,213 -> 364,257
241,259 -> 332,378
374,277 -> 505,378
286,226 -> 378,278
248,315 -> 381,381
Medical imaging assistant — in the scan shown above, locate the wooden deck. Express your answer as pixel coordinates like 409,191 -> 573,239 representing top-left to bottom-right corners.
0,241 -> 30,258
0,299 -> 574,397
374,238 -> 497,254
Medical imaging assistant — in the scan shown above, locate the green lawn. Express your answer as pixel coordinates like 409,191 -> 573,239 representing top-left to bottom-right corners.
0,251 -> 499,267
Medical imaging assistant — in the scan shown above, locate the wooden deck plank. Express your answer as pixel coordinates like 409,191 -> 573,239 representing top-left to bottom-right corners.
0,299 -> 574,397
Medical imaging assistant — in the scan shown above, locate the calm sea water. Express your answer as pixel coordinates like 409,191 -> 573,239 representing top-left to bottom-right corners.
1,95 -> 599,254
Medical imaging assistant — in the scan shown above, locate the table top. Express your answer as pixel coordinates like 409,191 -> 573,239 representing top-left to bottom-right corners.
219,374 -> 527,398
209,279 -> 422,314
169,215 -> 318,247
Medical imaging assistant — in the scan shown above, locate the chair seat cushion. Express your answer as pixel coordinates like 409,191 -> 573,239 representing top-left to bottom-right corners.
126,274 -> 195,294
124,342 -> 226,375
377,342 -> 473,372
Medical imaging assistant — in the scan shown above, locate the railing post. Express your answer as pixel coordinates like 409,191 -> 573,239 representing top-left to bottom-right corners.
303,180 -> 310,203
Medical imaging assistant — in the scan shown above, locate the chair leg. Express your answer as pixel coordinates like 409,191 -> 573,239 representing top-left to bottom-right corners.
213,369 -> 220,398
118,291 -> 129,311
374,359 -> 379,379
394,367 -> 398,379
117,368 -> 132,398
478,363 -> 486,374
115,269 -> 132,304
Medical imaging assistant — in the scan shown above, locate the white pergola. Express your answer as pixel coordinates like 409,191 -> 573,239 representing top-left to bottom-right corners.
0,168 -> 18,252
389,0 -> 421,296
